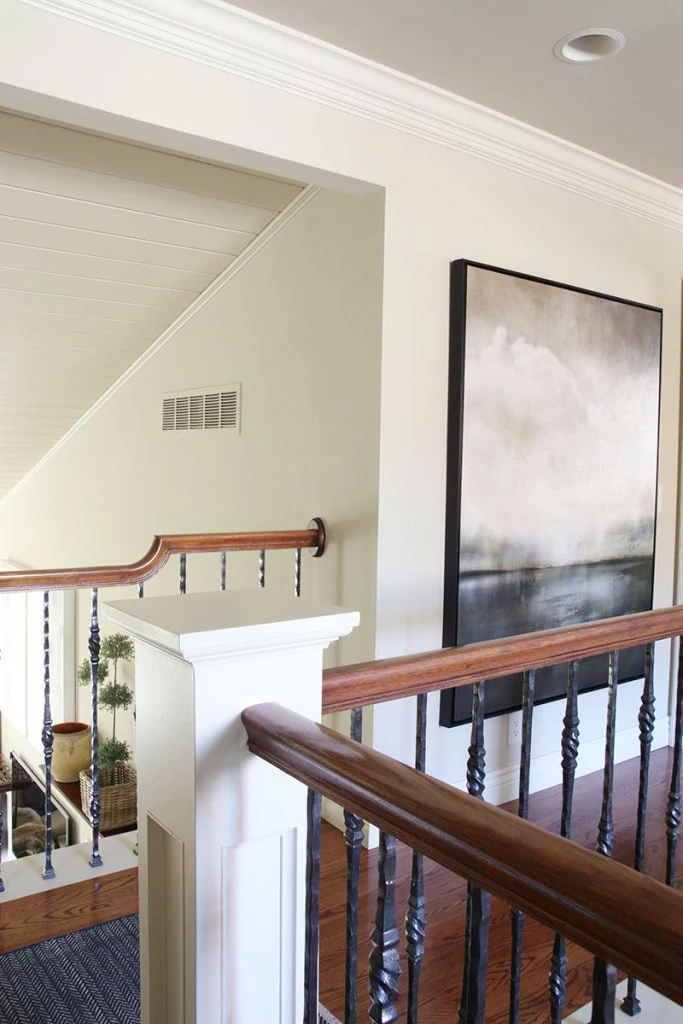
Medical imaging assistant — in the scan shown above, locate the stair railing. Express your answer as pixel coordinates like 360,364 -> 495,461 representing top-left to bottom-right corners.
318,605 -> 683,1024
0,520 -> 325,882
243,702 -> 683,1014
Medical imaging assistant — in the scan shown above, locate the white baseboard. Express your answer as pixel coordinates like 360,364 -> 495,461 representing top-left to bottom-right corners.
0,831 -> 137,902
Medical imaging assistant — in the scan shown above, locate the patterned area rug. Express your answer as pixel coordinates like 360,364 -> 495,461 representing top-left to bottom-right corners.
0,914 -> 341,1024
0,915 -> 139,1024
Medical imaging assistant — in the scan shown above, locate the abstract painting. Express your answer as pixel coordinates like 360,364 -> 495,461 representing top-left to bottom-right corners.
440,261 -> 662,727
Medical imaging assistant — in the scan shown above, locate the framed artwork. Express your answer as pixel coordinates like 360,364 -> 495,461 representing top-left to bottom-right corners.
440,261 -> 662,728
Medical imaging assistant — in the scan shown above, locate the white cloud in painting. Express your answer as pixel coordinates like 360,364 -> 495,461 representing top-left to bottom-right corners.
460,325 -> 659,570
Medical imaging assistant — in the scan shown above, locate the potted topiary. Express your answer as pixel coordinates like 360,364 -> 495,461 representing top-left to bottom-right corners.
78,632 -> 137,831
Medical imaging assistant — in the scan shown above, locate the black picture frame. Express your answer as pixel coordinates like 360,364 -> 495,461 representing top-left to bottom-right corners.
439,261 -> 663,728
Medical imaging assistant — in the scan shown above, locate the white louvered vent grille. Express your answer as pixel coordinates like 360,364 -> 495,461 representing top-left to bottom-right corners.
162,385 -> 241,433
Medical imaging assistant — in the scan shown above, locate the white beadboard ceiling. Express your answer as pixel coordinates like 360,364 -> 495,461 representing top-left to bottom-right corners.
0,111 -> 305,499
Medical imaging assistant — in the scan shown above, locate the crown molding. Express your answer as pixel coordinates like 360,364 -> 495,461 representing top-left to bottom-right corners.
19,0 -> 683,231
0,184 -> 321,507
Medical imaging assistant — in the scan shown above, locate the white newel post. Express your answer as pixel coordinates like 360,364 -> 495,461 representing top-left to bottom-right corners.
104,590 -> 359,1024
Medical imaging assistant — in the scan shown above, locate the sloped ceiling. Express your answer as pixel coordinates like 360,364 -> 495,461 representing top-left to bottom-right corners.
0,112 -> 305,500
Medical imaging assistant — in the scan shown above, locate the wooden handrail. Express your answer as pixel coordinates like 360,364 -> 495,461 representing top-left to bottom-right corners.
322,604 -> 683,712
0,520 -> 326,593
243,702 -> 683,1006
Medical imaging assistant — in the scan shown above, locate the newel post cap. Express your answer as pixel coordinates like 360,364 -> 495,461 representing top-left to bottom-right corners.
103,589 -> 359,662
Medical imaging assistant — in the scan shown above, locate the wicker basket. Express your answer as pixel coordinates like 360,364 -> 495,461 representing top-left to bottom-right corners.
79,764 -> 137,832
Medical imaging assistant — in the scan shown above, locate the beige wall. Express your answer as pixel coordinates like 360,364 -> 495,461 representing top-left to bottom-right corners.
1,0 -> 682,793
0,186 -> 384,755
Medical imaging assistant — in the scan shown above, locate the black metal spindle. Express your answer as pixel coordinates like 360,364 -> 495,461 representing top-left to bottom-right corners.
549,659 -> 580,1024
88,587 -> 103,869
596,652 -> 619,860
133,583 -> 143,858
665,637 -> 683,887
622,642 -> 655,1017
0,792 -> 4,892
41,591 -> 56,881
179,553 -> 187,595
406,693 -> 427,1024
220,551 -> 227,591
369,831 -> 401,1024
344,707 -> 364,1024
459,680 -> 490,1024
590,652 -> 619,1024
258,549 -> 266,588
294,548 -> 302,598
509,669 -> 536,1024
304,788 -> 322,1024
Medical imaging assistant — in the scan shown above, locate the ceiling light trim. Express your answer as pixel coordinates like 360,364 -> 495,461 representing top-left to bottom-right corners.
554,28 -> 626,64
18,0 -> 683,231
0,183 -> 320,507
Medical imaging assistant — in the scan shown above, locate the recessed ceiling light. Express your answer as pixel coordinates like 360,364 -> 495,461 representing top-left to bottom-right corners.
553,28 -> 626,64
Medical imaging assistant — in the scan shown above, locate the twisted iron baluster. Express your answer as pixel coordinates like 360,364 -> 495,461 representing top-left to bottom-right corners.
220,552 -> 227,591
304,788 -> 322,1024
596,653 -> 619,860
344,707 -> 364,1024
258,550 -> 266,589
590,652 -> 619,1024
41,591 -> 56,880
179,553 -> 187,595
369,831 -> 401,1023
294,548 -> 302,598
622,643 -> 655,1017
0,791 -> 4,892
406,692 -> 427,1024
459,680 -> 489,1024
134,583 -> 143,858
510,669 -> 535,1024
88,587 -> 103,869
549,660 -> 580,1024
665,637 -> 683,887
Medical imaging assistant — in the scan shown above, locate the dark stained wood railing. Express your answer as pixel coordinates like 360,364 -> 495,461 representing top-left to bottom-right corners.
243,702 -> 683,1009
321,604 -> 683,712
0,521 -> 326,593
322,608 -> 683,1022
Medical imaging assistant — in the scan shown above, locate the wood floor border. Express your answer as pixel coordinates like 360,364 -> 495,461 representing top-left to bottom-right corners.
0,867 -> 138,954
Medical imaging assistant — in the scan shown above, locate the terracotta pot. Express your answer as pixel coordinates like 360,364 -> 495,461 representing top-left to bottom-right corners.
52,722 -> 92,783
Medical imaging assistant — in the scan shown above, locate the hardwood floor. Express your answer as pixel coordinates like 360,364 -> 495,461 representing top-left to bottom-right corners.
0,868 -> 138,954
319,747 -> 681,1023
0,746 -> 678,1022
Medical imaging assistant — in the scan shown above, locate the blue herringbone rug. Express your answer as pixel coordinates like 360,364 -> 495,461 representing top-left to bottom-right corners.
0,915 -> 341,1024
0,915 -> 140,1024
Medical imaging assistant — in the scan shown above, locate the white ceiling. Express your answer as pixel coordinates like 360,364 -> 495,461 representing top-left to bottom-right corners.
228,0 -> 683,189
0,112 -> 304,499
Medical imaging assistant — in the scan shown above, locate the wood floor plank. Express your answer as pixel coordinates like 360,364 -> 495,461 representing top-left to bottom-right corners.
0,868 -> 138,954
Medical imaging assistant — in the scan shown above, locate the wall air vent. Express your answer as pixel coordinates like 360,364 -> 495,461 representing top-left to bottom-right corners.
162,385 -> 241,433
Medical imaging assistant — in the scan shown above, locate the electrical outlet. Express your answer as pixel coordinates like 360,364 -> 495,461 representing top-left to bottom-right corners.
508,711 -> 522,746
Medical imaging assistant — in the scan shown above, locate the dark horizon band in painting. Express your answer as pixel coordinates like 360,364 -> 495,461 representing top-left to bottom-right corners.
440,261 -> 662,728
